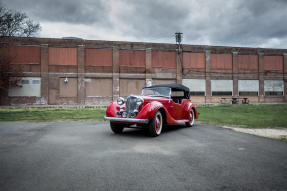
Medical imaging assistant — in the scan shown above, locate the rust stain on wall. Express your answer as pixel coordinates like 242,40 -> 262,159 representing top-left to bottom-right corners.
120,79 -> 146,97
85,97 -> 112,105
119,50 -> 145,67
49,47 -> 77,65
85,78 -> 112,96
9,64 -> 40,73
211,54 -> 232,69
9,46 -> 41,64
264,56 -> 283,71
152,51 -> 176,68
120,67 -> 145,73
48,89 -> 57,105
48,65 -> 78,73
85,66 -> 113,73
238,55 -> 258,71
59,78 -> 77,97
183,52 -> 205,69
152,79 -> 176,86
85,48 -> 112,66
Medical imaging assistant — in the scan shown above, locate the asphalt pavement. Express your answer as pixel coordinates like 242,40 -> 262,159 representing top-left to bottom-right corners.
0,122 -> 286,191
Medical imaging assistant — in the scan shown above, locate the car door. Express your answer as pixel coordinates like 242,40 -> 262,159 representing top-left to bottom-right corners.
167,90 -> 185,120
168,100 -> 184,120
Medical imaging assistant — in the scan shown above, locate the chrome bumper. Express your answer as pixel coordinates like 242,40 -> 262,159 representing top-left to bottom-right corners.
104,116 -> 149,124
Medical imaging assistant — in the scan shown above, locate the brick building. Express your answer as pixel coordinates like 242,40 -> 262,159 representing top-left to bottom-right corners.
1,37 -> 287,105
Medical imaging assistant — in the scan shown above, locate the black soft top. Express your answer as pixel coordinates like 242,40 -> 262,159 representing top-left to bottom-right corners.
144,84 -> 190,99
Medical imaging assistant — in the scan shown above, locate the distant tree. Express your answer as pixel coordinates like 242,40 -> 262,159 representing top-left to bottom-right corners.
0,45 -> 17,89
0,5 -> 40,104
0,5 -> 40,37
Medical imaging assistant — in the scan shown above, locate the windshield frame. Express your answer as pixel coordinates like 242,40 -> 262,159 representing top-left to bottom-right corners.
141,87 -> 171,99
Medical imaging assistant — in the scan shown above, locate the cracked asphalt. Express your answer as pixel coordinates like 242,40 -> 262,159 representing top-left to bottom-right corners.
0,122 -> 287,191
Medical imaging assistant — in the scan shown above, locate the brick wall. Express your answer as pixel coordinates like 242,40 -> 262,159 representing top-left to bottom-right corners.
1,37 -> 287,105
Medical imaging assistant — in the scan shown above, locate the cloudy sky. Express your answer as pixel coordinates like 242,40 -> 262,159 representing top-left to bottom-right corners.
2,0 -> 287,48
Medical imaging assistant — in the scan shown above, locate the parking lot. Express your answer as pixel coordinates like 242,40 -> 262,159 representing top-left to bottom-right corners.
0,122 -> 287,191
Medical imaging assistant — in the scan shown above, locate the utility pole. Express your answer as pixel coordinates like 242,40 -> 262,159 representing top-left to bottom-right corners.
175,32 -> 183,84
175,32 -> 183,54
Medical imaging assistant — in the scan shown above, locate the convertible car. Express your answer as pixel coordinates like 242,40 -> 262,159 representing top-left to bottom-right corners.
104,84 -> 199,136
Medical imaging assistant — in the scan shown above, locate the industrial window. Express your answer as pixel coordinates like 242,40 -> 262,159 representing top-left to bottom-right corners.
212,91 -> 232,96
190,92 -> 205,96
238,80 -> 259,96
32,80 -> 41,84
239,92 -> 258,96
264,80 -> 284,96
21,79 -> 30,84
182,79 -> 206,96
211,80 -> 233,96
265,92 -> 283,96
8,77 -> 41,97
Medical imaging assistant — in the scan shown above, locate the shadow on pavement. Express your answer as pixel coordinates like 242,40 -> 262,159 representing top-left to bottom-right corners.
109,124 -> 193,137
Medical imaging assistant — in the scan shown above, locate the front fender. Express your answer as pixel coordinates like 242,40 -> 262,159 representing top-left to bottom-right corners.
137,101 -> 164,121
106,102 -> 120,117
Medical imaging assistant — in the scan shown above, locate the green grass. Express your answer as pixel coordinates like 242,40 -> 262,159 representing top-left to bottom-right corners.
197,104 -> 287,128
0,105 -> 287,128
0,108 -> 106,122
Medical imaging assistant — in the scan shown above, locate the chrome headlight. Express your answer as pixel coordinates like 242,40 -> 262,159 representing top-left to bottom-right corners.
117,97 -> 125,105
136,97 -> 144,106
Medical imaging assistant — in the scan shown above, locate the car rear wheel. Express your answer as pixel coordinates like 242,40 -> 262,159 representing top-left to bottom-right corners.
148,111 -> 163,137
110,122 -> 124,134
186,109 -> 195,127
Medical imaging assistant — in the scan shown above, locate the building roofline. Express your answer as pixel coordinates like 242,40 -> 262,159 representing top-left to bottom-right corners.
1,36 -> 287,53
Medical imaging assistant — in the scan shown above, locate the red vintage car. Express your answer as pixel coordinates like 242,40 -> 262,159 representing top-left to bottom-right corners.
104,84 -> 199,136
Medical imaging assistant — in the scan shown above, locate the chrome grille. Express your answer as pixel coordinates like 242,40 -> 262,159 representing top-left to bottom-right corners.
126,96 -> 137,118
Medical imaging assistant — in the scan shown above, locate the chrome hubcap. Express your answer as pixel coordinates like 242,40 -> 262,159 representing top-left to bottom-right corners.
189,110 -> 194,125
155,114 -> 162,133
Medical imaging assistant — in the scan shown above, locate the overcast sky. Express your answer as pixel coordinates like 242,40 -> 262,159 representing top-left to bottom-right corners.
2,0 -> 287,48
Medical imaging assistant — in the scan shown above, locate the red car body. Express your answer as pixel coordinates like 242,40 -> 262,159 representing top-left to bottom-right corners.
104,84 -> 199,136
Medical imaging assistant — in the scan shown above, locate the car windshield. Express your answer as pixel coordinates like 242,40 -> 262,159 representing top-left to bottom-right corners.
141,87 -> 171,97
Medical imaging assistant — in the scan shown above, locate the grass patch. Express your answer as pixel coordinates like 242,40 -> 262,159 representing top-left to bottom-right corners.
0,105 -> 286,128
0,108 -> 106,122
197,104 -> 287,128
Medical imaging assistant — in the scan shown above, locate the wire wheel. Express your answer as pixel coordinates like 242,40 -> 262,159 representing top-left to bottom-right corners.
148,111 -> 163,137
186,109 -> 195,127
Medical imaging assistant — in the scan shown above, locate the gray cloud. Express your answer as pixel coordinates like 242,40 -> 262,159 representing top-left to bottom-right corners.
218,0 -> 287,44
118,0 -> 189,37
1,0 -> 109,24
1,0 -> 287,48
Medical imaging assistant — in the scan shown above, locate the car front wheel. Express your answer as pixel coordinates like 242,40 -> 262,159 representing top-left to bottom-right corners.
186,109 -> 195,127
110,122 -> 124,134
148,111 -> 163,137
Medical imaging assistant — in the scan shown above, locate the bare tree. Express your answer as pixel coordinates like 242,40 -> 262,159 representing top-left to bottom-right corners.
0,43 -> 24,104
0,5 -> 41,104
0,45 -> 21,90
0,6 -> 41,37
